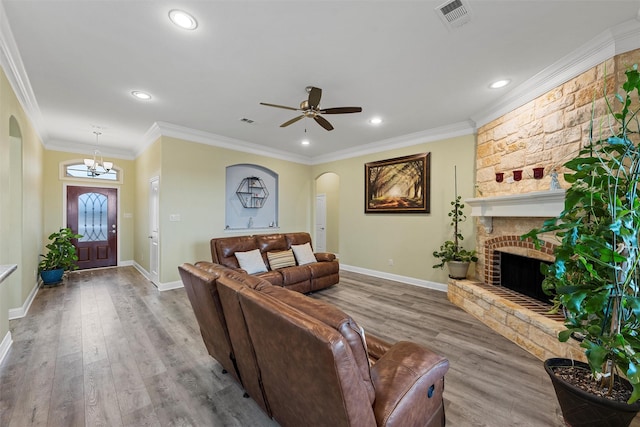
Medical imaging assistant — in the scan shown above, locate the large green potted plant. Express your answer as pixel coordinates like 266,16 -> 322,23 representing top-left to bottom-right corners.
39,227 -> 82,285
522,65 -> 640,426
433,190 -> 478,279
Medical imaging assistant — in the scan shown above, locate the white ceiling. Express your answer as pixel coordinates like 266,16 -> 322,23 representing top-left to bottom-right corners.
2,1 -> 640,164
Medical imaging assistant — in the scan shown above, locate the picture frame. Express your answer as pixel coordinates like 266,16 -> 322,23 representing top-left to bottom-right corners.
365,152 -> 430,214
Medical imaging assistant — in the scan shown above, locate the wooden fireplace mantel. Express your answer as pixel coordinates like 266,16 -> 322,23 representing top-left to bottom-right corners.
465,189 -> 565,233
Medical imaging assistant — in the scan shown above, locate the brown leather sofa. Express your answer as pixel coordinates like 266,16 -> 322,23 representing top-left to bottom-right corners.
178,261 -> 449,427
210,232 -> 339,293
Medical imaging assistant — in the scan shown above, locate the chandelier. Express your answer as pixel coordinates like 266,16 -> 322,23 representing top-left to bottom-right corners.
84,131 -> 113,177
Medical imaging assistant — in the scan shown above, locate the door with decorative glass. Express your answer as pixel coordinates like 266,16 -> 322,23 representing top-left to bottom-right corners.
67,186 -> 117,269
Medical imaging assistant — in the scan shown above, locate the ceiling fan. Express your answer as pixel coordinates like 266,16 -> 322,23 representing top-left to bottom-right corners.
260,86 -> 362,131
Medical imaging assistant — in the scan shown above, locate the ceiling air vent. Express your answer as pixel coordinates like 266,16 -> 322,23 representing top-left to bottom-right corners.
435,0 -> 472,30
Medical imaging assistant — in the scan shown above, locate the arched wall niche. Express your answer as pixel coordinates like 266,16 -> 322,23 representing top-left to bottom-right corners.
225,164 -> 279,230
315,172 -> 340,254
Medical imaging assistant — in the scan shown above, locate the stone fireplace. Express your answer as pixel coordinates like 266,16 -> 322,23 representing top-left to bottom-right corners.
447,190 -> 584,361
445,50 -> 640,361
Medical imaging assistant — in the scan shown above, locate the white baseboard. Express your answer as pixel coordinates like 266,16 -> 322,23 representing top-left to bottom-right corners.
339,264 -> 447,293
0,331 -> 12,365
8,281 -> 39,320
132,261 -> 183,292
157,281 -> 183,292
132,261 -> 150,281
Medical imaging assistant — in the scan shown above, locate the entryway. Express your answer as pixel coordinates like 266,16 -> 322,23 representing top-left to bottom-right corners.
66,186 -> 118,269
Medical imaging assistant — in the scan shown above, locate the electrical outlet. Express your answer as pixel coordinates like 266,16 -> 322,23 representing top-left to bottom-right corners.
169,214 -> 181,222
388,259 -> 394,266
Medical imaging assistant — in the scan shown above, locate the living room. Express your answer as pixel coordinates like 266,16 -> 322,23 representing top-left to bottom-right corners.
2,2 -> 640,425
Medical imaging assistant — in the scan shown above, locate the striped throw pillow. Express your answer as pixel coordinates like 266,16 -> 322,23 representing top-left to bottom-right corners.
267,250 -> 296,270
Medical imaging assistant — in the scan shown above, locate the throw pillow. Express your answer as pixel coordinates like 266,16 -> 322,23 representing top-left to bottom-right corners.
291,242 -> 317,265
267,250 -> 296,270
235,249 -> 268,274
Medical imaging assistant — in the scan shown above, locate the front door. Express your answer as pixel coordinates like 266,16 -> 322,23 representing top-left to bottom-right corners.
67,186 -> 117,269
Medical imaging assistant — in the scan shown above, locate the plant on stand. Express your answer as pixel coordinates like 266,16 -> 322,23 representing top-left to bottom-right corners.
522,65 -> 640,426
39,227 -> 82,286
433,168 -> 477,279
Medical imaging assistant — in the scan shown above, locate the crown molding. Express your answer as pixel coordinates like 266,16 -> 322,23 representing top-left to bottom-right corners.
310,120 -> 476,165
0,2 -> 47,143
471,18 -> 640,128
151,121 -> 314,165
46,138 -> 135,160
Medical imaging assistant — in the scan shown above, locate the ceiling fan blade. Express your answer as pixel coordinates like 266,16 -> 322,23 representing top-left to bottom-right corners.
308,87 -> 322,110
280,115 -> 305,127
314,115 -> 334,131
318,107 -> 363,114
260,102 -> 299,111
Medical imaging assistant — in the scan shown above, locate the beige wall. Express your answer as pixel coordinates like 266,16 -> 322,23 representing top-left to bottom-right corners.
135,136 -> 313,284
134,138 -> 161,274
312,134 -> 477,283
42,150 -> 136,263
0,66 -> 43,339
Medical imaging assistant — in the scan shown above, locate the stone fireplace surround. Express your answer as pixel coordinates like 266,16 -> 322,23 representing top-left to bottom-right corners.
446,191 -> 584,361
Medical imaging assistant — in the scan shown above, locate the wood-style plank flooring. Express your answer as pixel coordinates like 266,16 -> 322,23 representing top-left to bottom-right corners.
1,266 -> 638,426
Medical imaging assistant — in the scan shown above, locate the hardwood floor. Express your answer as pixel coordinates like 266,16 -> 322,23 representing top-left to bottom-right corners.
1,266 -> 638,426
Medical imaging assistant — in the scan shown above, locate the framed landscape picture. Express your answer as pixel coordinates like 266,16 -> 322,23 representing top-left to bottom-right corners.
365,152 -> 430,214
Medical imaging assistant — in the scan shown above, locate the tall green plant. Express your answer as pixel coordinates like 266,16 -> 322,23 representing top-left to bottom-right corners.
433,168 -> 478,268
39,228 -> 82,272
523,65 -> 640,403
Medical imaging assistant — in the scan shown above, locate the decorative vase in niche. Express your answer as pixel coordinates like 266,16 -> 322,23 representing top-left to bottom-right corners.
513,170 -> 523,181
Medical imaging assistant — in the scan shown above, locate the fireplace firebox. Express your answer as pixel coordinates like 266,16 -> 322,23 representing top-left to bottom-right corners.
500,252 -> 552,304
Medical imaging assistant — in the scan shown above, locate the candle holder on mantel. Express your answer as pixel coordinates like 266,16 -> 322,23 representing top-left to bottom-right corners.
495,172 -> 504,183
533,167 -> 545,179
513,170 -> 523,181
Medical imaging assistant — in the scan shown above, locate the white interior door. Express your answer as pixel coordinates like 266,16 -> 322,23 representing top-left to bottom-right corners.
315,194 -> 327,252
149,177 -> 160,284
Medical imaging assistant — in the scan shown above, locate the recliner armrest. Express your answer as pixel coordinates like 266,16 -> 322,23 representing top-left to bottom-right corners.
371,341 -> 449,427
366,334 -> 393,362
314,252 -> 336,262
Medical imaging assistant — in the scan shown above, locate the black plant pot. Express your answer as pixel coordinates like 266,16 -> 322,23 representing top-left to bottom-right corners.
544,358 -> 640,427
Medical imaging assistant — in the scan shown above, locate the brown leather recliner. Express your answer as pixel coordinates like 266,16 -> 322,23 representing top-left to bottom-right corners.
231,280 -> 450,427
179,261 -> 449,427
177,263 -> 240,382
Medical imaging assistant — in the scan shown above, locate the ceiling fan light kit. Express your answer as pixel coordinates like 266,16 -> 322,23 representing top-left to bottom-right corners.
260,86 -> 362,131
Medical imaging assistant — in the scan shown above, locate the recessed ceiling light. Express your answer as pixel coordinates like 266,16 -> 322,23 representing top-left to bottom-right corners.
301,139 -> 310,146
489,79 -> 511,89
369,117 -> 382,125
169,9 -> 198,30
131,90 -> 152,100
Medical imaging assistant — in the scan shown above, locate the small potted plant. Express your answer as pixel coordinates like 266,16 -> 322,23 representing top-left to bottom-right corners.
39,227 -> 82,285
433,192 -> 478,279
522,65 -> 640,426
